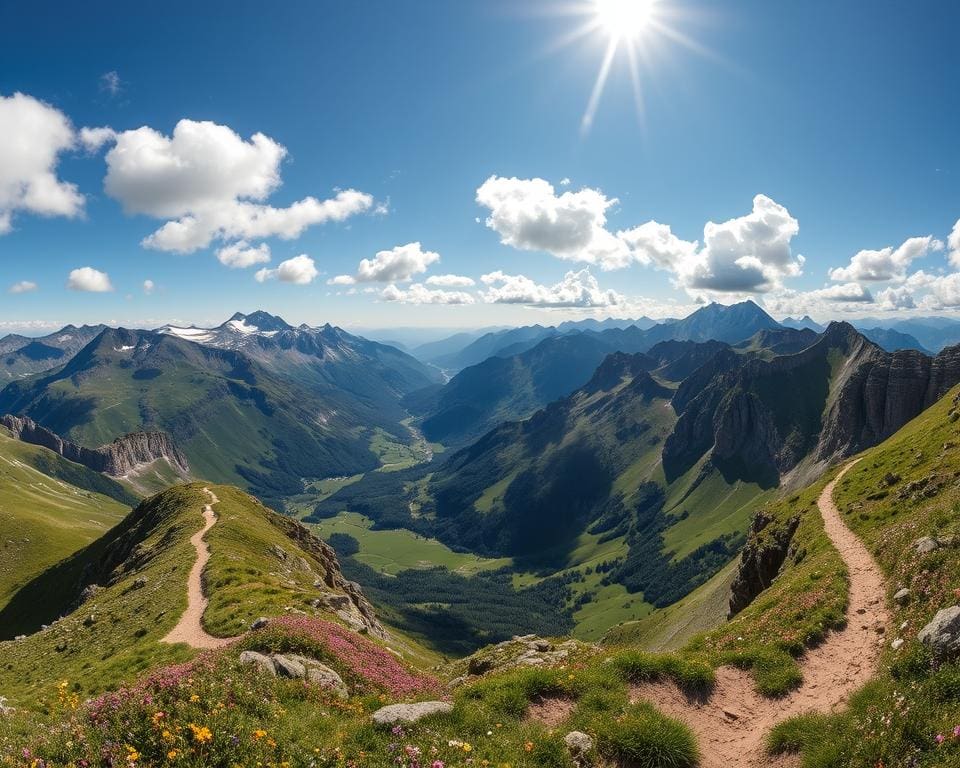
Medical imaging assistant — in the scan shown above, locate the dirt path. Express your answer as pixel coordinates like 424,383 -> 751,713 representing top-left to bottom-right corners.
161,488 -> 237,650
632,460 -> 889,767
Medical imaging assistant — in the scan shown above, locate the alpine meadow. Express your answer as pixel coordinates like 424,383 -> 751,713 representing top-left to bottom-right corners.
2,2 -> 960,766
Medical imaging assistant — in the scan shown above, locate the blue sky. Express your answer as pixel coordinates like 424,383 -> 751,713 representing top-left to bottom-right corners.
1,0 -> 959,333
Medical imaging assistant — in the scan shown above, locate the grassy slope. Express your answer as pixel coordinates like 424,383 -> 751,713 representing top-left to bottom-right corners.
0,482 -> 439,709
0,429 -> 131,611
763,385 -> 960,766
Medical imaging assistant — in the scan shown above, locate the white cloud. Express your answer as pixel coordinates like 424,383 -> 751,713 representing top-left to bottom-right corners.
100,71 -> 121,96
425,274 -> 475,287
255,254 -> 318,285
874,285 -> 916,310
559,177 -> 571,186
67,267 -> 113,292
684,195 -> 802,294
330,242 -> 440,285
8,280 -> 37,294
216,240 -> 271,269
0,92 -> 84,234
143,279 -> 155,295
480,268 -> 625,308
949,220 -> 960,269
96,119 -> 372,253
618,220 -> 699,272
762,282 -> 873,316
828,235 -> 943,283
476,176 -> 630,269
380,283 -> 475,305
79,126 -> 117,153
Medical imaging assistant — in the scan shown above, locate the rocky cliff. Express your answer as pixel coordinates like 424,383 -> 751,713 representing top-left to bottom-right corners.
663,323 -> 960,486
0,414 -> 189,478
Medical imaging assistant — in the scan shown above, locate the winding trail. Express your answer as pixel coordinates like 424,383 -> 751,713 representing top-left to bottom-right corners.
161,488 -> 237,649
632,460 -> 889,767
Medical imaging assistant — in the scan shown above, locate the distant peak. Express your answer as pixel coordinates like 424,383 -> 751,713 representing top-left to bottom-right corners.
226,311 -> 292,333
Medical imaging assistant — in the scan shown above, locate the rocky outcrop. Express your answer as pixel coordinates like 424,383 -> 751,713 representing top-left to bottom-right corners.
447,635 -> 594,686
728,510 -> 801,617
664,323 -> 960,486
239,650 -> 348,697
266,513 -> 386,639
0,414 -> 189,478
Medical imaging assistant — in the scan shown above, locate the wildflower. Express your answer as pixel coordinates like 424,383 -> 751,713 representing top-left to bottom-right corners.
432,762 -> 445,768
189,723 -> 213,744
167,749 -> 180,760
253,730 -> 268,740
937,733 -> 945,745
955,725 -> 960,738
189,694 -> 200,703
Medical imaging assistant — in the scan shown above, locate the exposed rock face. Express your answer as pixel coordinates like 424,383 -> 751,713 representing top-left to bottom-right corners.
371,701 -> 453,726
0,414 -> 189,478
267,514 -> 386,639
728,511 -> 802,617
664,323 -> 960,486
448,635 -> 593,684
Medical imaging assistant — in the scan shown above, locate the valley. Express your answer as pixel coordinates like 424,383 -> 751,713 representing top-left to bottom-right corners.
2,303 -> 960,768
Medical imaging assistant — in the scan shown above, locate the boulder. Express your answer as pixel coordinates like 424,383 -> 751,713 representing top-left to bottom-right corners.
288,655 -> 348,699
272,654 -> 307,679
893,588 -> 910,605
564,731 -> 593,765
372,701 -> 453,726
250,616 -> 270,631
239,651 -> 276,676
919,606 -> 960,664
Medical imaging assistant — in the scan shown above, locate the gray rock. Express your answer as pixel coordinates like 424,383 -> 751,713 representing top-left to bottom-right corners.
82,614 -> 96,627
272,654 -> 307,679
0,697 -> 13,716
250,616 -> 270,631
893,588 -> 910,605
131,577 -> 147,590
564,731 -> 593,761
915,536 -> 939,554
239,651 -> 276,676
919,605 -> 960,664
371,701 -> 453,726
289,656 -> 348,699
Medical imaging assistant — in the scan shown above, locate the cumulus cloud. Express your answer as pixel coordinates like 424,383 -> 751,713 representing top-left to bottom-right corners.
0,92 -> 84,234
67,267 -> 113,292
476,176 -> 630,269
425,274 -> 475,287
8,280 -> 37,294
79,126 -> 117,153
330,242 -> 440,285
762,282 -> 873,317
93,119 -> 372,253
477,181 -> 803,296
143,279 -> 155,295
480,268 -> 625,308
216,240 -> 271,269
828,235 -> 943,283
949,220 -> 960,269
380,283 -> 475,305
255,254 -> 318,285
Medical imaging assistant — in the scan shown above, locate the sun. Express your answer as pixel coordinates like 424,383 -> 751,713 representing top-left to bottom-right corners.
540,0 -> 708,134
594,0 -> 657,42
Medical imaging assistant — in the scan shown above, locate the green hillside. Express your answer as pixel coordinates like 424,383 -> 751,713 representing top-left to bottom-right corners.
0,427 -> 132,612
0,481 -> 429,707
